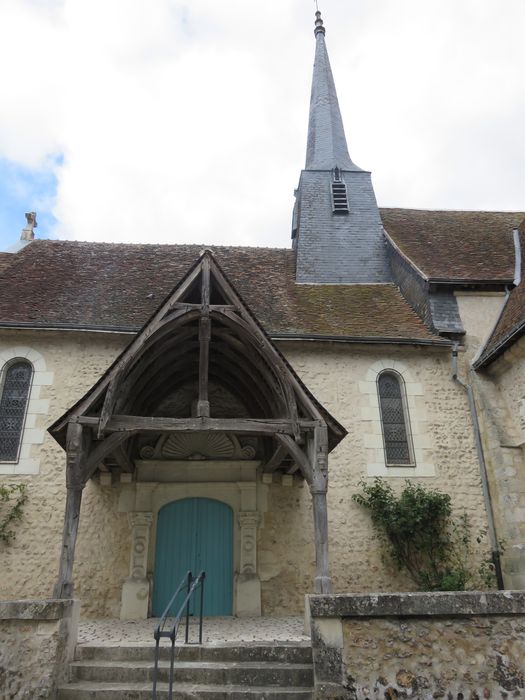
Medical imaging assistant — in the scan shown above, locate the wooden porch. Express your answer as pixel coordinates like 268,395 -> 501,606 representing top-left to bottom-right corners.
48,250 -> 347,610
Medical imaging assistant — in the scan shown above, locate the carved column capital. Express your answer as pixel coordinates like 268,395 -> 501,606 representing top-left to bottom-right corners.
129,512 -> 153,529
238,511 -> 260,529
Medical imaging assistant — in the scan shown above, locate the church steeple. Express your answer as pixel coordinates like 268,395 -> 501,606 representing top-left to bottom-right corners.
305,11 -> 360,171
293,11 -> 390,285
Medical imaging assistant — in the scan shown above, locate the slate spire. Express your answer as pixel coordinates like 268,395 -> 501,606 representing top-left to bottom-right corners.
293,11 -> 389,284
305,11 -> 359,171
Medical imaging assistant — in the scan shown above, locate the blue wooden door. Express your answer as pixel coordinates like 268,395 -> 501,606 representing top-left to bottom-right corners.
152,498 -> 233,617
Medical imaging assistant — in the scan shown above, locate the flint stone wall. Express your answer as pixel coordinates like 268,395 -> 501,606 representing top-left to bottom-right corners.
0,598 -> 78,699
309,591 -> 525,700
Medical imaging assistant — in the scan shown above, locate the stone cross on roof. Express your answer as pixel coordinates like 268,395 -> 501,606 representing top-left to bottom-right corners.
20,212 -> 37,241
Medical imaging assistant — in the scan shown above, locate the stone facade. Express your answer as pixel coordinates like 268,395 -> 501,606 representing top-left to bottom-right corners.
0,598 -> 78,699
452,293 -> 525,589
475,338 -> 525,589
0,328 -> 498,618
309,591 -> 525,699
0,329 -> 130,615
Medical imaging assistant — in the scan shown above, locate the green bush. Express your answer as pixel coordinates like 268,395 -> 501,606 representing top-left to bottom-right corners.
0,483 -> 27,545
352,478 -> 474,591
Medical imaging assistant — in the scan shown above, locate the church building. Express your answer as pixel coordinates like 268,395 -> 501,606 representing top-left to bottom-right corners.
1,11 -> 525,622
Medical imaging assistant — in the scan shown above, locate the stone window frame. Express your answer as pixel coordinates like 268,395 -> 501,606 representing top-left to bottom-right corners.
0,346 -> 53,475
0,358 -> 34,464
359,360 -> 435,477
377,369 -> 416,468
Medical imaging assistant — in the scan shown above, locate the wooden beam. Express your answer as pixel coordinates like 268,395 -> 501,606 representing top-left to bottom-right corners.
52,280 -> 203,433
263,443 -> 288,473
82,432 -> 133,481
112,444 -> 134,473
172,303 -> 236,312
197,256 -> 211,417
77,414 -> 316,436
121,345 -> 198,414
274,433 -> 313,482
213,309 -> 301,438
213,332 -> 287,406
207,260 -> 325,423
115,335 -> 199,413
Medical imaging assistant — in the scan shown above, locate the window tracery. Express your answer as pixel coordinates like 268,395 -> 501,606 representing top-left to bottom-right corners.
0,360 -> 33,462
377,370 -> 415,467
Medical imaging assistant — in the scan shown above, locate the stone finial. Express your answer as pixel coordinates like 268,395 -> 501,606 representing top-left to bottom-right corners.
20,212 -> 37,242
314,10 -> 325,36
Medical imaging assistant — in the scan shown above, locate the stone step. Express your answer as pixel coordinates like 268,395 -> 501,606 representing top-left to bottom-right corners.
75,643 -> 313,665
70,659 -> 314,687
57,680 -> 314,699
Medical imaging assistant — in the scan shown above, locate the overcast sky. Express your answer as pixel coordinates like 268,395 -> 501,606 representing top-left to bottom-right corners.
0,0 -> 524,250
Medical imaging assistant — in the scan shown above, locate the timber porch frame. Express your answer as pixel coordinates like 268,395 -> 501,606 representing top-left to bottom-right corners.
49,250 -> 346,601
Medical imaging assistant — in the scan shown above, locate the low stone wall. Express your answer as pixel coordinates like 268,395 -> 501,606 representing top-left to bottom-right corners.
0,599 -> 79,699
309,591 -> 525,699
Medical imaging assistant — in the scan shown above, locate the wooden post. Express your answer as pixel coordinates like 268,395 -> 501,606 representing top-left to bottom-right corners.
54,487 -> 83,598
53,422 -> 88,599
309,425 -> 332,593
197,256 -> 211,417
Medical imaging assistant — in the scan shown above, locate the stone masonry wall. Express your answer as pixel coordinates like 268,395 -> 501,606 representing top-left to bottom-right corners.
0,330 -> 130,617
0,329 -> 493,618
260,342 -> 491,614
477,338 -> 525,589
455,293 -> 525,589
309,592 -> 525,700
0,599 -> 78,699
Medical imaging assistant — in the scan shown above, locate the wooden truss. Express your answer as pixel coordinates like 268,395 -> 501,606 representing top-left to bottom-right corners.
49,250 -> 347,599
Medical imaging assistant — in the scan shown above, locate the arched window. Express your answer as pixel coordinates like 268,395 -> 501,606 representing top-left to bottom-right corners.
377,371 -> 415,467
0,360 -> 33,462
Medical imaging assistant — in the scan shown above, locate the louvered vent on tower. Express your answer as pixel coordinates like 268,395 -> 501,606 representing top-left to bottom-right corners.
331,167 -> 349,214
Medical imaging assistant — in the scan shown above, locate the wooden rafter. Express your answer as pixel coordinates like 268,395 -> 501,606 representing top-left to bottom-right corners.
197,256 -> 211,417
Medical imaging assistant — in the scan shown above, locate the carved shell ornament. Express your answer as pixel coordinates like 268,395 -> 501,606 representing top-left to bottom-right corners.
140,432 -> 256,460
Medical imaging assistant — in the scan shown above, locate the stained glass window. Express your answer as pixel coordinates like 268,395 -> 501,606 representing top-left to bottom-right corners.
377,371 -> 414,466
0,361 -> 33,462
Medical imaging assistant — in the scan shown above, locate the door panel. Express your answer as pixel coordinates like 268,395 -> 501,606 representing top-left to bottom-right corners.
152,498 -> 233,617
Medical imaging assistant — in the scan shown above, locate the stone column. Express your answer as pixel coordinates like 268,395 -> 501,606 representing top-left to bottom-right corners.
235,482 -> 261,616
120,512 -> 153,620
237,511 -> 261,616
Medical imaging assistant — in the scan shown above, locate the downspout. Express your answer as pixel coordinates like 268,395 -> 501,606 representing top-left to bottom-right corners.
451,342 -> 504,589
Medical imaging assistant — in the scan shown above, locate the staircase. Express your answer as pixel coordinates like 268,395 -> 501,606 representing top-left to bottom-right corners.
58,642 -> 314,699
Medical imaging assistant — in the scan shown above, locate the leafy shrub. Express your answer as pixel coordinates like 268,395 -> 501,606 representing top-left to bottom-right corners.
0,483 -> 27,544
352,478 -> 475,591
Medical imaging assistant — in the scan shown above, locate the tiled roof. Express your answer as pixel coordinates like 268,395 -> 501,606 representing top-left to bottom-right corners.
474,224 -> 525,368
0,240 -> 441,343
0,253 -> 14,274
381,208 -> 524,282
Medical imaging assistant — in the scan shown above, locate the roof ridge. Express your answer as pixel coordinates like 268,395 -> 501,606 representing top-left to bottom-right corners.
28,239 -> 291,252
380,207 -> 525,215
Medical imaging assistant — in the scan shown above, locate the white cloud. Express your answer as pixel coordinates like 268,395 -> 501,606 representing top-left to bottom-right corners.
0,0 -> 524,247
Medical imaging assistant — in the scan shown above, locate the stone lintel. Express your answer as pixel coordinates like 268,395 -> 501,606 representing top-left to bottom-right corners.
0,598 -> 77,621
309,590 -> 525,618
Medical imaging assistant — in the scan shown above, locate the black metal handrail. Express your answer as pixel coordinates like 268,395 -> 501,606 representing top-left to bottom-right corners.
152,570 -> 206,700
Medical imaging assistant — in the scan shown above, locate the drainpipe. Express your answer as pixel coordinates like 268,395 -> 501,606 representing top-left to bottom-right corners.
451,342 -> 504,589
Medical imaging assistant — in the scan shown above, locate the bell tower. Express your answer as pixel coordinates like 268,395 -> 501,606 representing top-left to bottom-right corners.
293,12 -> 390,284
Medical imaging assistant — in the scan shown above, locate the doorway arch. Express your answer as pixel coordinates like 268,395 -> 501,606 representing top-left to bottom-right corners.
152,497 -> 234,617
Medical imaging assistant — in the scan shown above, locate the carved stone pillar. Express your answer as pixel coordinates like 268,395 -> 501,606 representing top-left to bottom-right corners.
236,509 -> 261,616
120,512 -> 153,620
309,425 -> 332,594
239,511 -> 259,575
